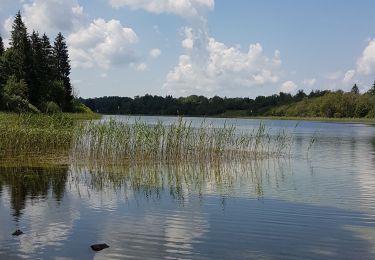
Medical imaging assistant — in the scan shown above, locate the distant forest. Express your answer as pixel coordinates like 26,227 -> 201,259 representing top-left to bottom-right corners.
0,12 -> 88,113
82,83 -> 375,118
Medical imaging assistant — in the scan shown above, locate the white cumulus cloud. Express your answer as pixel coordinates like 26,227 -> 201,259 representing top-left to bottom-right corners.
135,62 -> 148,71
182,27 -> 194,49
343,69 -> 356,84
109,0 -> 214,17
149,48 -> 161,58
22,0 -> 84,35
163,27 -> 281,96
68,18 -> 138,69
280,81 -> 297,93
302,78 -> 316,87
356,39 -> 375,75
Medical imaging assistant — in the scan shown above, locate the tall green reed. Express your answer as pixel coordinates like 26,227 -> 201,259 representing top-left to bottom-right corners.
0,113 -> 74,159
72,117 -> 292,164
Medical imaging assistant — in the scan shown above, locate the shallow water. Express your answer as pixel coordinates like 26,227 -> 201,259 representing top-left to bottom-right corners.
1,116 -> 375,259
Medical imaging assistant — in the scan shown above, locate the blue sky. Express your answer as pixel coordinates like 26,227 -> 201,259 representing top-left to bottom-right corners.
1,0 -> 375,98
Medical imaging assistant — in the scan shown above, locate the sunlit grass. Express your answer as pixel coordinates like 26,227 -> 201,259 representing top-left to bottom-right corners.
72,117 -> 292,164
1,113 -> 292,165
0,113 -> 98,159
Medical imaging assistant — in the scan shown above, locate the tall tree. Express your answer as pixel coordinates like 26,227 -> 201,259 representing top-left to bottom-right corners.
8,11 -> 32,87
351,84 -> 359,95
0,35 -> 5,89
53,32 -> 73,111
41,34 -> 54,77
368,81 -> 375,96
30,30 -> 44,105
41,34 -> 55,102
0,35 -> 4,56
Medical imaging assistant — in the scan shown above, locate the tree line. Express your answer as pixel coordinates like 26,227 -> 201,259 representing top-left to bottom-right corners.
0,11 -> 84,113
81,84 -> 375,118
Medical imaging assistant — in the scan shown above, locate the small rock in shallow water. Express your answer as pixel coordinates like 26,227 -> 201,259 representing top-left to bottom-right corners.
90,243 -> 109,252
12,230 -> 23,236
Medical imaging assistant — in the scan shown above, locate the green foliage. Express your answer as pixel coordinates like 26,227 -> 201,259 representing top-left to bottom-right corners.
81,87 -> 375,119
71,99 -> 93,113
351,84 -> 360,95
0,12 -> 76,114
269,91 -> 375,118
4,75 -> 28,99
0,35 -> 4,56
1,93 -> 39,113
368,81 -> 375,96
54,32 -> 73,111
45,101 -> 61,114
8,11 -> 33,86
48,80 -> 65,107
0,113 -> 74,158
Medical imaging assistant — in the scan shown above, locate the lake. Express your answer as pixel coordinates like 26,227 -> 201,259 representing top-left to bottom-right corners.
1,116 -> 375,259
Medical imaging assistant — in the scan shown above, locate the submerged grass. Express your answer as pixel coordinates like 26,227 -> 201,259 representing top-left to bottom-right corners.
72,117 -> 292,164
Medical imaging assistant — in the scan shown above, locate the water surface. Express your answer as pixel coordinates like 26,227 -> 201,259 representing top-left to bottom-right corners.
1,116 -> 375,259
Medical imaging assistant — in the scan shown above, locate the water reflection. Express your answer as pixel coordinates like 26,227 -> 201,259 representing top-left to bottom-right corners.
1,117 -> 375,259
71,159 -> 293,203
0,166 -> 68,220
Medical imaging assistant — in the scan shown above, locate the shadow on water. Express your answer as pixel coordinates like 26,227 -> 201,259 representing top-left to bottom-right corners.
0,160 -> 374,259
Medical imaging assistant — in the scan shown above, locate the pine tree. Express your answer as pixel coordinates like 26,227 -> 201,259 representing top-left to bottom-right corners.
351,84 -> 359,95
8,11 -> 33,91
41,34 -> 55,102
0,35 -> 4,56
41,34 -> 54,76
368,81 -> 375,96
53,32 -> 73,111
30,30 -> 44,105
0,35 -> 5,90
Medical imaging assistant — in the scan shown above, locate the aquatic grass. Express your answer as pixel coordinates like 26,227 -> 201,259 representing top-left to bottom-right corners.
0,113 -> 76,158
71,117 -> 292,164
1,113 -> 292,165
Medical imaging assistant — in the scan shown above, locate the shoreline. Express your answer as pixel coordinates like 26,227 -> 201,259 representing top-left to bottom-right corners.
99,113 -> 375,125
216,116 -> 375,125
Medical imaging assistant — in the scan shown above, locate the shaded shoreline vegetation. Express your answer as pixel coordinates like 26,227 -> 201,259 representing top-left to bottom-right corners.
81,84 -> 375,119
0,12 -> 90,114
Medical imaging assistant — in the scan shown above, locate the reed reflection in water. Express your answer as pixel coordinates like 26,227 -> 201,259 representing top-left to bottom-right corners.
1,116 -> 375,259
0,159 -> 375,259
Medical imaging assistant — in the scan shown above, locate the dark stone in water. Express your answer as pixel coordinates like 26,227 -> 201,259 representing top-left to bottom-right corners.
12,229 -> 23,236
90,243 -> 109,252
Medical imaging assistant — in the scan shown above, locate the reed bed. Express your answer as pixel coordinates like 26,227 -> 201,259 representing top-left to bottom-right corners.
71,117 -> 292,164
0,113 -> 74,158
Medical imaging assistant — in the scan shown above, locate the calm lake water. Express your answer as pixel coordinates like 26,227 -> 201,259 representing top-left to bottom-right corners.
1,116 -> 375,259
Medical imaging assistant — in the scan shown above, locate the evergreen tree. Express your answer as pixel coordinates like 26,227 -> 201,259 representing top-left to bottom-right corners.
0,35 -> 5,89
30,30 -> 44,105
41,34 -> 54,77
53,32 -> 73,111
41,34 -> 56,104
8,11 -> 33,89
351,84 -> 359,95
0,35 -> 4,56
368,81 -> 375,96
